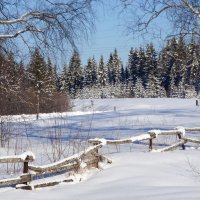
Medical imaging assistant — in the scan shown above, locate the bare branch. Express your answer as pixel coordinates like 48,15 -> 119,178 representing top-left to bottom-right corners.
119,0 -> 200,39
0,26 -> 42,39
181,0 -> 200,18
0,0 -> 97,55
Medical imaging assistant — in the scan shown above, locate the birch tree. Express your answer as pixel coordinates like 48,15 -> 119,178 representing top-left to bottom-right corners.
119,0 -> 200,39
0,0 -> 96,55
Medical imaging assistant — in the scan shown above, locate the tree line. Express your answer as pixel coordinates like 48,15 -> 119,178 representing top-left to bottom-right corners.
0,49 -> 69,116
61,36 -> 200,99
1,36 -> 200,115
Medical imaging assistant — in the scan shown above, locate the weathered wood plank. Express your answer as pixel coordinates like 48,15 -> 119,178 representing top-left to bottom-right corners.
30,162 -> 79,175
0,152 -> 35,163
16,178 -> 74,190
185,128 -> 200,131
29,144 -> 103,173
152,140 -> 186,152
183,137 -> 200,144
148,130 -> 181,137
89,134 -> 151,145
0,174 -> 32,187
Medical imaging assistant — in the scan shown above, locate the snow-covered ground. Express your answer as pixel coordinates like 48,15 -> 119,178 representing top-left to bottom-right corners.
0,98 -> 200,199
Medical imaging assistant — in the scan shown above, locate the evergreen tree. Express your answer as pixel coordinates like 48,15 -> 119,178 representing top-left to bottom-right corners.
107,49 -> 122,85
160,39 -> 177,96
107,53 -> 114,85
66,51 -> 83,97
28,48 -> 55,117
124,66 -> 130,85
138,47 -> 147,87
28,48 -> 53,93
133,78 -> 146,97
84,57 -> 97,87
146,43 -> 158,80
120,65 -> 125,84
186,38 -> 200,93
60,64 -> 68,91
112,49 -> 122,84
175,36 -> 187,87
128,48 -> 139,86
98,55 -> 108,87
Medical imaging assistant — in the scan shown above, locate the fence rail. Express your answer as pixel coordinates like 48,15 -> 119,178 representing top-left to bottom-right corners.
0,126 -> 200,190
88,126 -> 200,152
0,142 -> 109,190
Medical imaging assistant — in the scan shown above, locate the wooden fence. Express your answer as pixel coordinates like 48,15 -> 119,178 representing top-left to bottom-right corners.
0,152 -> 35,187
0,126 -> 199,190
0,142 -> 111,190
88,127 -> 200,152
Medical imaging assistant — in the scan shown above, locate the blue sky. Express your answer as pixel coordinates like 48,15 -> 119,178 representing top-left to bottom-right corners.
76,2 -> 170,67
78,4 -> 133,66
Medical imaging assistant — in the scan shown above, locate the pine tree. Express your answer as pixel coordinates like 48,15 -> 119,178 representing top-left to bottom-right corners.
28,48 -> 53,93
60,64 -> 68,91
186,38 -> 200,93
28,48 -> 55,117
84,57 -> 97,87
175,36 -> 187,87
138,47 -> 147,87
124,66 -> 130,85
133,78 -> 146,98
107,49 -> 122,86
66,51 -> 83,97
146,43 -> 158,79
98,55 -> 108,87
112,49 -> 122,84
160,39 -> 177,96
107,53 -> 114,85
128,48 -> 139,86
120,65 -> 125,84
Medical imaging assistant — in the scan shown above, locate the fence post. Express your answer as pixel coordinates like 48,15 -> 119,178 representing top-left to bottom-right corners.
23,162 -> 29,174
23,156 -> 29,185
177,133 -> 185,150
149,138 -> 153,151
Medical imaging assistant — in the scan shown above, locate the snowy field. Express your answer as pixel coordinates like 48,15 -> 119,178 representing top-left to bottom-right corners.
0,98 -> 200,199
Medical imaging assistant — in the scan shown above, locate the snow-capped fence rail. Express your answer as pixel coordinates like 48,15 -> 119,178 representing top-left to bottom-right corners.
0,143 -> 111,190
88,127 -> 200,152
0,127 -> 199,190
28,142 -> 105,173
0,151 -> 35,187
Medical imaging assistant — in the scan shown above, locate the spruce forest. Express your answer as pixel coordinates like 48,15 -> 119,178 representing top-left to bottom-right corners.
1,36 -> 200,115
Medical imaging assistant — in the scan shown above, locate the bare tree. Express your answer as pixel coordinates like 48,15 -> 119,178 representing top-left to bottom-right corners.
0,0 -> 96,55
119,0 -> 200,39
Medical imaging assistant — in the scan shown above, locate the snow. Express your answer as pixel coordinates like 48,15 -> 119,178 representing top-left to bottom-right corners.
20,151 -> 35,161
0,151 -> 35,162
176,126 -> 186,137
0,98 -> 200,199
148,129 -> 161,137
29,143 -> 103,171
